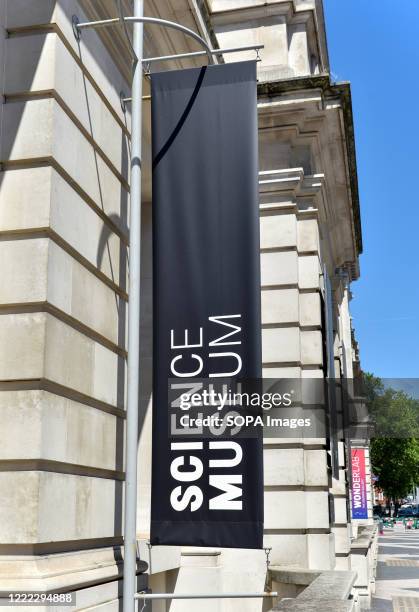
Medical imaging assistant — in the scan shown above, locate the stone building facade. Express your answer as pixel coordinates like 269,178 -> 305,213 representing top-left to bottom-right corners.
0,0 -> 374,610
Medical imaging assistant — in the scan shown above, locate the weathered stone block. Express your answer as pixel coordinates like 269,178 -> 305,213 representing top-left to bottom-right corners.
298,255 -> 320,289
0,390 -> 119,470
264,448 -> 304,486
0,472 -> 40,541
0,312 -> 46,380
297,218 -> 319,253
1,100 -> 128,227
306,492 -> 330,529
301,330 -> 322,365
304,449 -> 328,486
261,251 -> 298,287
288,23 -> 310,76
47,239 -> 123,347
299,291 -> 321,327
333,524 -> 351,555
307,533 -> 335,569
264,491 -> 306,529
264,491 -> 329,530
334,497 -> 349,525
263,534 -> 308,568
5,0 -> 129,125
0,238 -> 48,303
263,366 -> 301,378
37,472 -> 119,541
4,33 -> 129,176
0,166 -> 51,230
262,327 -> 300,364
260,213 -> 297,249
0,312 -> 124,407
262,288 -> 299,324
0,470 -> 122,543
0,167 -> 127,290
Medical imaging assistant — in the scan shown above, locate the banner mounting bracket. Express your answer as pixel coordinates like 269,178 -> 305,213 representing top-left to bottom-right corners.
135,591 -> 278,601
72,14 -> 263,68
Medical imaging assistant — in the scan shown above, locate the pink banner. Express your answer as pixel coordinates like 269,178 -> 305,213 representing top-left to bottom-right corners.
351,448 -> 368,519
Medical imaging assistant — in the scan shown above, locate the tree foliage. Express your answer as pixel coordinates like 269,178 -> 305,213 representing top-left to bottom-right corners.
371,438 -> 419,500
363,373 -> 419,500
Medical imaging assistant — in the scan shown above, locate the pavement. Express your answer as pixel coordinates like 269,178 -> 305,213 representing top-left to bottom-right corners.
372,526 -> 419,611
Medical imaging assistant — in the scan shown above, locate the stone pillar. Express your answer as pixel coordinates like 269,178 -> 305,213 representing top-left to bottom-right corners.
288,23 -> 311,75
212,7 -> 293,80
328,285 -> 353,569
259,170 -> 334,570
330,440 -> 352,570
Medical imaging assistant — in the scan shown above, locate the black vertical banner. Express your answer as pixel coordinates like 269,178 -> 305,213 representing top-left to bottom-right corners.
150,62 -> 263,549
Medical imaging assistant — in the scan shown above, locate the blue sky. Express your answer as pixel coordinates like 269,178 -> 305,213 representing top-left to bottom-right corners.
323,0 -> 419,378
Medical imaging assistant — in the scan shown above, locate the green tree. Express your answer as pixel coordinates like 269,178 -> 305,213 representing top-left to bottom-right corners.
370,438 -> 419,500
363,373 -> 419,438
363,373 -> 419,502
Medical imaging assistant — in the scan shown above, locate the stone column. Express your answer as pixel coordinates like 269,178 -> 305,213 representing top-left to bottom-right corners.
259,169 -> 335,570
287,22 -> 311,75
329,284 -> 353,569
212,8 -> 293,80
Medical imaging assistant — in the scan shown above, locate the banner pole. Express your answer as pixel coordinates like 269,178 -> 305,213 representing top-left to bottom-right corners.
123,1 -> 143,611
136,592 -> 278,600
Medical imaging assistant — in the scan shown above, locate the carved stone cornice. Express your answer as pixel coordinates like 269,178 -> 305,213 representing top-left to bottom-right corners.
208,0 -> 330,75
257,74 -> 362,270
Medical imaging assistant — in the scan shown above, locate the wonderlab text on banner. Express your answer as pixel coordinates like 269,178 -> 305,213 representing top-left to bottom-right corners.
351,448 -> 368,520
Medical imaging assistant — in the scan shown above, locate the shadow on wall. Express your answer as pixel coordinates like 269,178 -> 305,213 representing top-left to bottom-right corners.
0,0 -> 153,578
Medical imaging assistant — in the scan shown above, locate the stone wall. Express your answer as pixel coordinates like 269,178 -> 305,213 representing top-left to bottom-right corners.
0,1 -> 134,606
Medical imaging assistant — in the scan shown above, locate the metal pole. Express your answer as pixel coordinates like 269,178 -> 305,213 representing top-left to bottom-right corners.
123,1 -> 143,611
135,592 -> 278,600
141,44 -> 264,65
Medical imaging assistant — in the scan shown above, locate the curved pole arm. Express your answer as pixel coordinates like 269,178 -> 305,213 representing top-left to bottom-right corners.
75,15 -> 214,64
126,17 -> 214,64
